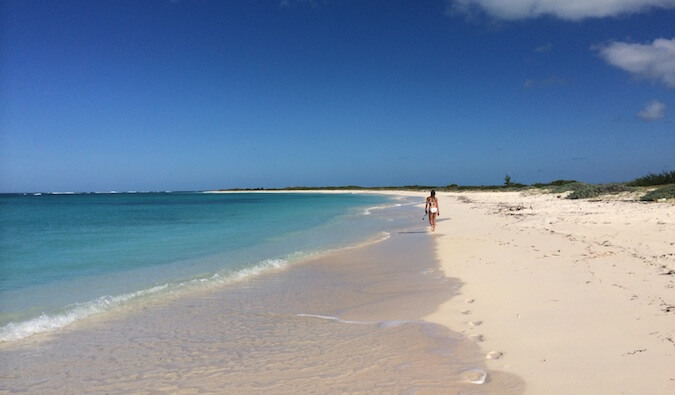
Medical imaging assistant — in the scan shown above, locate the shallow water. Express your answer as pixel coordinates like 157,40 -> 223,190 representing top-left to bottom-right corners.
0,228 -> 524,393
0,192 -> 408,342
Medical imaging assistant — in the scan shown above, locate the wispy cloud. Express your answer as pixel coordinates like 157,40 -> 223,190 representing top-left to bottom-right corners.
446,0 -> 675,21
597,38 -> 675,88
637,100 -> 667,121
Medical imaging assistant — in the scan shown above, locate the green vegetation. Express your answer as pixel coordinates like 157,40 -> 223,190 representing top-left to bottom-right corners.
504,174 -> 512,187
440,184 -> 525,192
627,170 -> 675,187
220,170 -> 674,203
564,183 -> 633,200
532,179 -> 577,189
640,185 -> 675,201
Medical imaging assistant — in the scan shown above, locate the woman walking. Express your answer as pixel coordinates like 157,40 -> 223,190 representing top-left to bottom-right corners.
425,190 -> 439,232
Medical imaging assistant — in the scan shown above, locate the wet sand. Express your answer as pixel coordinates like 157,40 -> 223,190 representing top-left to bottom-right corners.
0,223 -> 523,393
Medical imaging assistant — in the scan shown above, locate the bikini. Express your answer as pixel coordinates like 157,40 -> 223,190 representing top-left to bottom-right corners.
429,198 -> 438,213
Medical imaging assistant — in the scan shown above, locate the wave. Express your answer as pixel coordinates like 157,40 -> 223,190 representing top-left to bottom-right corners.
0,228 -> 394,343
0,258 -> 290,343
363,203 -> 403,215
363,195 -> 425,215
0,284 -> 169,342
297,314 -> 420,329
296,314 -> 372,325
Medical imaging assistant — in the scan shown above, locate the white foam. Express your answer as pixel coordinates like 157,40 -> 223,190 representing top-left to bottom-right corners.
0,284 -> 169,342
377,320 -> 417,328
216,258 -> 289,284
363,203 -> 403,215
297,314 -> 371,325
0,229 -> 397,343
297,314 -> 422,329
0,257 -> 295,343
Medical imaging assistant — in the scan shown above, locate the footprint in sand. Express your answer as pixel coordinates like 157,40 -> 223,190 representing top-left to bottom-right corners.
463,368 -> 487,384
465,299 -> 475,304
486,351 -> 503,360
468,320 -> 482,327
460,310 -> 471,315
469,334 -> 484,342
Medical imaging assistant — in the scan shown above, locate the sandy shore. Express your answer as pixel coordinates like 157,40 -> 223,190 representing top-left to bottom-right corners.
200,188 -> 675,392
2,189 -> 671,393
421,190 -> 674,394
0,195 -> 523,393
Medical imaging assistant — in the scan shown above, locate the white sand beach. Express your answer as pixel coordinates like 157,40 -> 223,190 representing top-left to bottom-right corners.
422,190 -> 674,394
200,188 -> 674,392
2,188 -> 672,393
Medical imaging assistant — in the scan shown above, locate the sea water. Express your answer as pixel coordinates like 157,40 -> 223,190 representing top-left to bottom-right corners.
0,191 -> 416,342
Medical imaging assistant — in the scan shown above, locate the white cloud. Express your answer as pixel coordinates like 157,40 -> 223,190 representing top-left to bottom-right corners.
638,100 -> 667,121
447,0 -> 675,21
598,38 -> 675,88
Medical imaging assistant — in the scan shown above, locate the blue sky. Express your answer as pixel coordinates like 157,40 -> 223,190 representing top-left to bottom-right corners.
1,0 -> 674,192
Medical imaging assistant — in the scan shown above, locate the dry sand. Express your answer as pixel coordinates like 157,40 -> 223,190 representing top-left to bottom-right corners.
209,188 -> 673,393
422,190 -> 674,394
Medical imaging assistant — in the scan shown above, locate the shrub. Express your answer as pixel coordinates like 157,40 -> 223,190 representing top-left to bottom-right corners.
628,170 -> 675,187
533,180 -> 577,189
550,179 -> 578,186
640,185 -> 675,201
567,184 -> 600,199
566,183 -> 632,199
597,183 -> 632,194
551,181 -> 589,193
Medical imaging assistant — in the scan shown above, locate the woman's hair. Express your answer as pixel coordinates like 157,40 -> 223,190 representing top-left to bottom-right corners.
431,190 -> 436,197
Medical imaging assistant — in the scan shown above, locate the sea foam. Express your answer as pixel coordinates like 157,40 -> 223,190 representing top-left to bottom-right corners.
0,258 -> 292,343
0,284 -> 168,342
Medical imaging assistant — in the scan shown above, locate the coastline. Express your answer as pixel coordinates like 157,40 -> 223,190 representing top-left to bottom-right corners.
0,192 -> 524,393
3,188 -> 671,392
423,190 -> 674,394
277,188 -> 674,393
0,192 -> 396,343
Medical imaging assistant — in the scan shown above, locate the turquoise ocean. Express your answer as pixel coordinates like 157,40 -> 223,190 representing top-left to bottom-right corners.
0,192 -> 418,343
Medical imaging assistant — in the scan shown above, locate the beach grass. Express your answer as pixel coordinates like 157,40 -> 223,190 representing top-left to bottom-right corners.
549,182 -> 634,199
627,170 -> 675,187
640,184 -> 675,201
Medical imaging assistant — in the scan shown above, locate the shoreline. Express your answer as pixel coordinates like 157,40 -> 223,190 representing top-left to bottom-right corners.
202,187 -> 675,393
3,188 -> 671,392
286,188 -> 673,393
0,206 -> 524,392
0,192 -> 399,344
